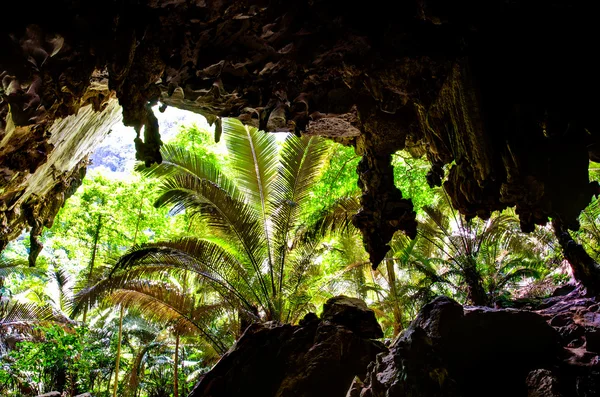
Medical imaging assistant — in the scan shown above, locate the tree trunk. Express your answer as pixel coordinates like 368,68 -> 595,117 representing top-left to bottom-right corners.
83,213 -> 102,324
174,333 -> 180,397
113,305 -> 124,397
132,196 -> 144,246
385,259 -> 403,336
464,264 -> 488,306
106,370 -> 112,396
552,219 -> 600,295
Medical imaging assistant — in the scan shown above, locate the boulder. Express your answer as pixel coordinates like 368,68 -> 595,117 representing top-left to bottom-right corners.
321,295 -> 384,339
355,296 -> 562,397
189,297 -> 386,397
352,326 -> 459,397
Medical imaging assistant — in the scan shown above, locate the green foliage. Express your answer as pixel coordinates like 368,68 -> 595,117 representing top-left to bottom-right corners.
302,144 -> 359,224
0,117 -> 575,395
392,153 -> 436,213
0,325 -> 110,396
575,162 -> 600,262
74,119 -> 333,359
0,171 -> 190,281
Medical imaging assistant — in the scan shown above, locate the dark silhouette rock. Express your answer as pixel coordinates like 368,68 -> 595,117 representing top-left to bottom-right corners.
321,295 -> 384,339
351,292 -> 600,397
189,297 -> 385,397
354,296 -> 562,397
3,1 -> 600,284
553,284 -> 577,297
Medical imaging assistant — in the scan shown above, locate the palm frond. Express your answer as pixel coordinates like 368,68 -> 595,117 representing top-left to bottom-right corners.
0,301 -> 55,330
222,118 -> 279,213
0,259 -> 44,279
153,173 -> 268,291
271,135 -> 330,301
223,118 -> 280,297
304,196 -> 361,240
135,144 -> 228,185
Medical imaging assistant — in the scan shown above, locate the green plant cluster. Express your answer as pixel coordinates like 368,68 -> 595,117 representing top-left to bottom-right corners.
1,121 -> 595,396
1,325 -> 111,396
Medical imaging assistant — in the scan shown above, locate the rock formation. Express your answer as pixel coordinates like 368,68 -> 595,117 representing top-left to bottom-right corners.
0,91 -> 120,264
185,291 -> 600,397
351,293 -> 600,397
2,1 -> 600,277
188,295 -> 386,397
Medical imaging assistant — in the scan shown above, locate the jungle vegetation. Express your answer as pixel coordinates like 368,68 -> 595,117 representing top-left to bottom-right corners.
0,119 -> 596,397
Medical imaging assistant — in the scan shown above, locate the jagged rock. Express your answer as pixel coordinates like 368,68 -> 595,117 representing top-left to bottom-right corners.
0,97 -> 121,263
353,325 -> 459,397
553,284 -> 577,297
321,295 -> 384,339
526,369 -> 563,397
355,296 -> 561,397
189,297 -> 386,397
3,1 -> 600,278
587,330 -> 600,353
350,292 -> 600,397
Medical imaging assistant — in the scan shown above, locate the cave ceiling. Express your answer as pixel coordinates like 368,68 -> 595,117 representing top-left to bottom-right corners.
1,0 -> 599,267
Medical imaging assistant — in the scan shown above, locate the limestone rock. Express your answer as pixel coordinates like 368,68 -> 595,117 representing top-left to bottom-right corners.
321,295 -> 384,339
189,297 -> 386,397
3,1 -> 600,274
0,97 -> 121,263
355,296 -> 561,397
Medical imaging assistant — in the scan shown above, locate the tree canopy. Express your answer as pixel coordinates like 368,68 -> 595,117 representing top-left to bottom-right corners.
0,119 -> 592,396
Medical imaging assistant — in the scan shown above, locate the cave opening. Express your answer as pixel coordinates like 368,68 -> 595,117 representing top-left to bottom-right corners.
2,1 -> 600,396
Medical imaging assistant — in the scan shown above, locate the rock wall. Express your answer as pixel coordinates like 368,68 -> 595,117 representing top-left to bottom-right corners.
189,296 -> 386,397
186,293 -> 600,397
2,1 -> 600,269
0,97 -> 121,263
351,293 -> 600,397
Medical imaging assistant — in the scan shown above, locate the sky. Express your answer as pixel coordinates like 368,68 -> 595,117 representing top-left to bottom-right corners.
89,105 -> 211,174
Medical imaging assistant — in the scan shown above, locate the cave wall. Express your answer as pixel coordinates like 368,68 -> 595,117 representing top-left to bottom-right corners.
1,0 -> 599,266
0,96 -> 121,263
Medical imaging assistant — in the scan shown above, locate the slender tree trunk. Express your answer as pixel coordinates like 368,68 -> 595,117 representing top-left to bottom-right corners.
174,333 -> 180,397
464,262 -> 488,306
553,219 -> 600,295
113,305 -> 124,397
385,260 -> 403,335
180,346 -> 186,396
132,197 -> 144,246
107,370 -> 112,396
83,214 -> 102,324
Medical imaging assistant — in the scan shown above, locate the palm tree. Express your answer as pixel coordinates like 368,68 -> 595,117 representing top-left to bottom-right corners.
0,260 -> 55,340
576,196 -> 600,262
416,196 -> 548,306
75,118 -> 330,350
313,191 -> 549,311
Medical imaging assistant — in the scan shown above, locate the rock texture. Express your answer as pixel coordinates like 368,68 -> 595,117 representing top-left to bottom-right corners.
0,97 -> 121,264
352,293 -> 600,397
188,295 -> 386,397
2,1 -> 600,272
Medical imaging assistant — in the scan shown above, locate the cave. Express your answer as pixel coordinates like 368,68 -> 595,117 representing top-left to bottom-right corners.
2,1 -> 600,396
